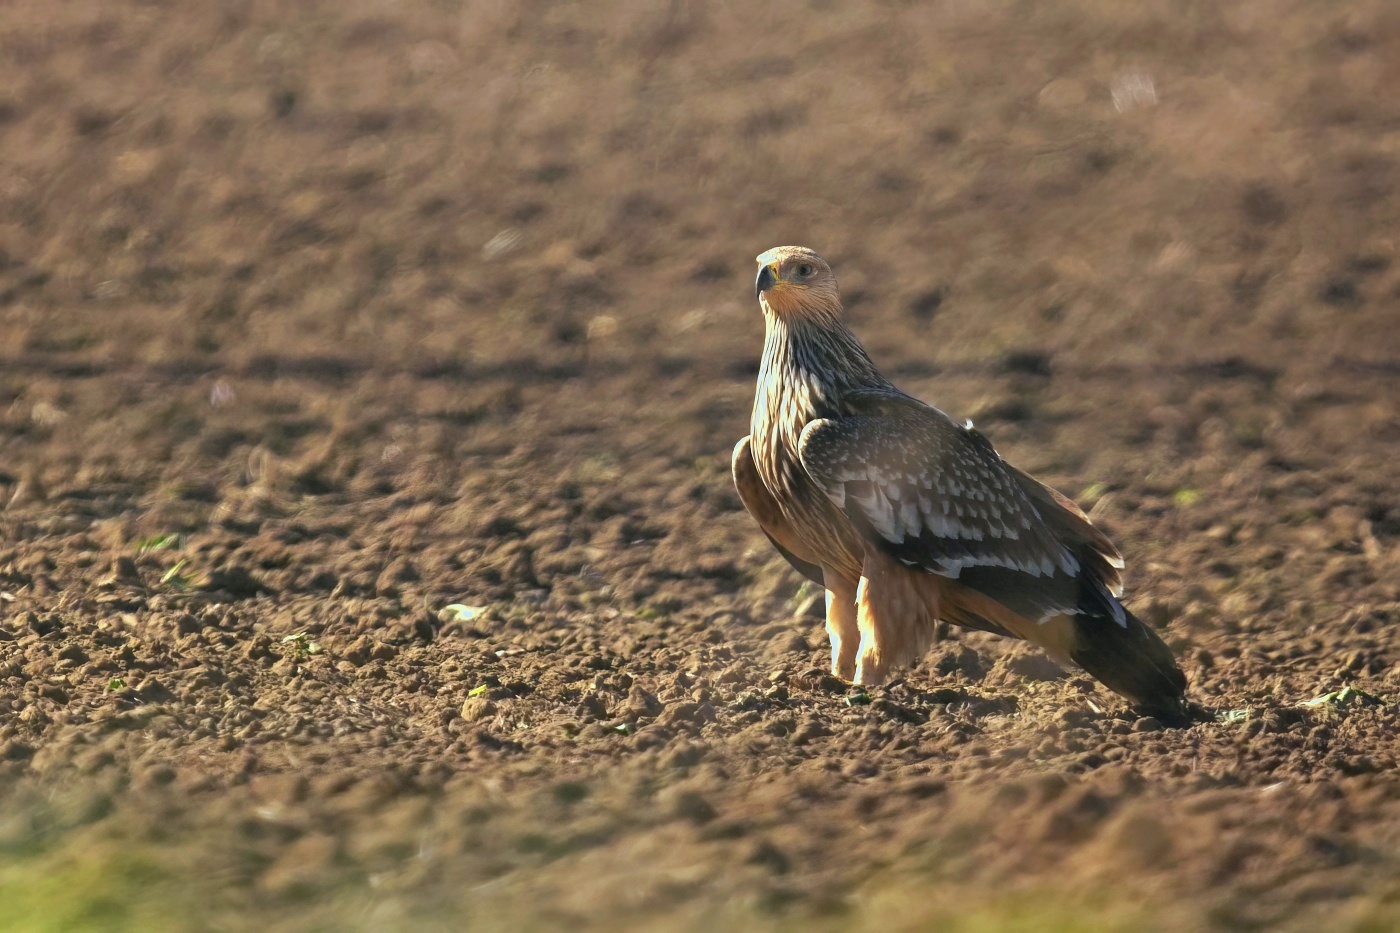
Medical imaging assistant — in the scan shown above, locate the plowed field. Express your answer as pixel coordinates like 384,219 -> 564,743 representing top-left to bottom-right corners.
3,2 -> 1400,929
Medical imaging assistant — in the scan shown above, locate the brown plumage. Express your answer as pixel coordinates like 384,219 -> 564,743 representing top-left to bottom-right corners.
733,246 -> 1188,721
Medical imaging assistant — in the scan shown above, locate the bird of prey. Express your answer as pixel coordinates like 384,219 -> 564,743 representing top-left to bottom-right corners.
733,245 -> 1188,720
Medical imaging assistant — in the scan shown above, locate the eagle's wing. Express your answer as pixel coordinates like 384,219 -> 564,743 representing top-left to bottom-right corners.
797,395 -> 1122,626
1004,463 -> 1124,597
732,435 -> 825,585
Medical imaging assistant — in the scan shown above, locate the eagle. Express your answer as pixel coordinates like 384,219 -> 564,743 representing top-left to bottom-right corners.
733,246 -> 1189,721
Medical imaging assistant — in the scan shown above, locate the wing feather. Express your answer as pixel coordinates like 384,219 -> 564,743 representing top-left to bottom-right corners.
797,396 -> 1121,623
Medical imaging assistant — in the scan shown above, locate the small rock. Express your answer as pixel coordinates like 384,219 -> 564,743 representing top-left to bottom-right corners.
135,678 -> 174,702
342,635 -> 372,666
577,692 -> 609,720
244,635 -> 274,661
57,644 -> 88,663
656,701 -> 707,728
626,687 -> 661,716
461,697 -> 497,721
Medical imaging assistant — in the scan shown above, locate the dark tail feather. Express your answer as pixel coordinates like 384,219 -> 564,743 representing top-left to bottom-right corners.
1070,584 -> 1189,724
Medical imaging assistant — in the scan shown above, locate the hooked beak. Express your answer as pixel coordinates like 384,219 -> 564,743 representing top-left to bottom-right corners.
755,263 -> 777,299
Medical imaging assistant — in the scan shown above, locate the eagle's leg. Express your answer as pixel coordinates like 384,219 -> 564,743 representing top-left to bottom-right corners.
823,569 -> 858,681
853,575 -> 889,686
853,550 -> 941,686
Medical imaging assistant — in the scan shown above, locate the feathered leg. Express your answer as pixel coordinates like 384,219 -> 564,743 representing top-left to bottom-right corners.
854,549 -> 941,686
823,570 -> 858,681
854,574 -> 889,686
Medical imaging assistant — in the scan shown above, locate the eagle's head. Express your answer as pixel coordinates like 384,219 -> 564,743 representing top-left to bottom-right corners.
754,246 -> 840,319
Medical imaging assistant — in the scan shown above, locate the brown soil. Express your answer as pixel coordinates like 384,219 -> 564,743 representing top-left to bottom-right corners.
3,1 -> 1400,929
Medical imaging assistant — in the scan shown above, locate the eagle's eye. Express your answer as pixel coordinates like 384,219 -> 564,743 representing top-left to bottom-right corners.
796,263 -> 814,278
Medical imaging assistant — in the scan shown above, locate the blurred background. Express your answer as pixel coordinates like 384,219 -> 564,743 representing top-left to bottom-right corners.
3,1 -> 1400,930
6,0 -> 1400,376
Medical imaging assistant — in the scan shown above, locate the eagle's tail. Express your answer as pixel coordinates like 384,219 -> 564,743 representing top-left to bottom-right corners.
1069,584 -> 1189,724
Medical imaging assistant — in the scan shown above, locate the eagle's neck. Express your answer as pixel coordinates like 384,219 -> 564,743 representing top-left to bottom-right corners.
752,309 -> 886,458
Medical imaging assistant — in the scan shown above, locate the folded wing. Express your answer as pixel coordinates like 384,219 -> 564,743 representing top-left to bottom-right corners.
797,394 -> 1124,627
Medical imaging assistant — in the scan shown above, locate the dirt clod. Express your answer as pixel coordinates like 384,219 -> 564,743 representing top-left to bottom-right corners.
460,698 -> 497,722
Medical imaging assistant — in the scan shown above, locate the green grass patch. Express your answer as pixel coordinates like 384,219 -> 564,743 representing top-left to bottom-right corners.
1302,686 -> 1383,710
134,533 -> 183,555
0,844 -> 197,932
1171,488 -> 1201,507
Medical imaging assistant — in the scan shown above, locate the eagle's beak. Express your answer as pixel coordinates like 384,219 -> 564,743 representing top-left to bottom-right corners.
755,263 -> 777,299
